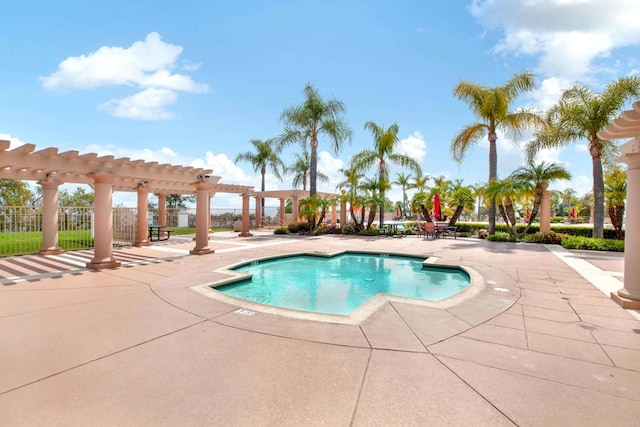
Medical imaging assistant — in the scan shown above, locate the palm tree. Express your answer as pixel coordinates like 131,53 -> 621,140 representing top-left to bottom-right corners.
235,138 -> 285,217
452,71 -> 542,234
526,77 -> 640,238
336,165 -> 364,227
509,160 -> 571,234
447,182 -> 475,226
410,173 -> 431,193
485,177 -> 533,237
280,83 -> 352,196
287,150 -> 329,190
351,121 -> 422,228
298,196 -> 320,233
393,172 -> 412,217
604,165 -> 626,240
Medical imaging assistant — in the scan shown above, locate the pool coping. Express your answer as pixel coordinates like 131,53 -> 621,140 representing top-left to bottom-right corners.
190,249 -> 486,325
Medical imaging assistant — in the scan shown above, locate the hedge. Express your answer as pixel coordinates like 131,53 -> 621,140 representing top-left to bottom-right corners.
453,222 -> 623,239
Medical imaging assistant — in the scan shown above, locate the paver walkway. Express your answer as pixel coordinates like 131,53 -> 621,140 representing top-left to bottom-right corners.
1,232 -> 638,426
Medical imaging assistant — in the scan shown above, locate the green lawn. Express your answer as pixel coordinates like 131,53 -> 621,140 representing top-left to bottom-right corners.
0,227 -> 234,257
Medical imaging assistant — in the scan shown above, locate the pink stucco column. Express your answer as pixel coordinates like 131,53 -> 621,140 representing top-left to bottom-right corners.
279,198 -> 286,225
240,193 -> 252,237
255,196 -> 262,228
87,174 -> 121,270
331,200 -> 337,224
612,151 -> 640,308
158,193 -> 167,227
340,198 -> 347,228
38,180 -> 64,255
190,184 -> 214,255
135,186 -> 151,247
292,196 -> 299,222
539,183 -> 551,233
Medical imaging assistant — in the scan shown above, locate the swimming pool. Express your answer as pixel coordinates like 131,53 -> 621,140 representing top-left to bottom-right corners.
214,252 -> 470,316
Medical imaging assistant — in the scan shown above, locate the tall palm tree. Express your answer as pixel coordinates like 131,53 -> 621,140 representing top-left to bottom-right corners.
510,160 -> 571,234
604,165 -> 626,240
280,83 -> 352,196
452,71 -> 542,234
235,138 -> 285,217
393,172 -> 412,217
287,150 -> 329,190
351,121 -> 422,228
526,76 -> 640,238
485,177 -> 533,238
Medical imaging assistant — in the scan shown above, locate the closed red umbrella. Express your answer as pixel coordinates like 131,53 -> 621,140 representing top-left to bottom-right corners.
571,207 -> 576,218
434,194 -> 441,220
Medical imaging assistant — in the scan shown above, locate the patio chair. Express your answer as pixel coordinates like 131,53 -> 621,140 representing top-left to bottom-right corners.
423,221 -> 437,240
416,222 -> 426,238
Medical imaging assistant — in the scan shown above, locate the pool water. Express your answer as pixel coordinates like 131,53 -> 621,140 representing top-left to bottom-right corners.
216,253 -> 470,315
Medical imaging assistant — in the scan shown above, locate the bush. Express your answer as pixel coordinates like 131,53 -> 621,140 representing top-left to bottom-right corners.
476,228 -> 489,239
341,222 -> 360,234
523,232 -> 567,244
561,236 -> 625,252
273,227 -> 289,235
486,231 -> 516,242
317,223 -> 341,234
287,221 -> 310,234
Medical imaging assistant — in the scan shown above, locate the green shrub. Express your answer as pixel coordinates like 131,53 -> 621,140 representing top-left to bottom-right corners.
341,222 -> 360,234
359,228 -> 382,236
523,232 -> 567,244
561,236 -> 625,252
273,227 -> 289,235
486,231 -> 516,242
287,221 -> 309,234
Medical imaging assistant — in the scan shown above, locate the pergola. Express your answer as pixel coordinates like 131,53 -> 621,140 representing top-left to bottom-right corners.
0,140 -> 254,269
252,189 -> 345,227
598,101 -> 640,309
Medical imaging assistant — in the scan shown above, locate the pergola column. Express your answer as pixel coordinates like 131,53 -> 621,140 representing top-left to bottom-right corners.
135,186 -> 151,247
87,174 -> 121,270
38,180 -> 64,255
539,182 -> 551,233
240,193 -> 253,237
255,196 -> 262,228
292,196 -> 299,222
279,198 -> 286,225
158,193 -> 167,227
190,184 -> 214,255
612,149 -> 640,308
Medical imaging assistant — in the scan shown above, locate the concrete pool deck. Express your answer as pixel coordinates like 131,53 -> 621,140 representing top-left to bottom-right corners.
1,231 -> 639,425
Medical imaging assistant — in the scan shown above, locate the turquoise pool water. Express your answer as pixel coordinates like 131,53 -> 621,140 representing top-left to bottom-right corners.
216,253 -> 470,315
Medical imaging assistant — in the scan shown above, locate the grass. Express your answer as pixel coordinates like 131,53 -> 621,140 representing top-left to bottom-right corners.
0,227 -> 235,257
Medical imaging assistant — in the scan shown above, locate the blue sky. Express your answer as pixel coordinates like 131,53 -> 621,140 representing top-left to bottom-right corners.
2,0 -> 639,208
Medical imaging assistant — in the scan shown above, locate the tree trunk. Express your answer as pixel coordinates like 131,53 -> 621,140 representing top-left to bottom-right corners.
367,205 -> 377,230
449,205 -> 464,226
488,131 -> 498,234
609,204 -> 624,240
591,153 -> 605,238
261,170 -> 266,218
310,139 -> 318,197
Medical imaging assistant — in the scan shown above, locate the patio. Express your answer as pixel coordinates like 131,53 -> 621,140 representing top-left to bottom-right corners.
1,232 -> 639,426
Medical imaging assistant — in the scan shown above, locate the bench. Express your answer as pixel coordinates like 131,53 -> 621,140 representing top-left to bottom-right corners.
148,225 -> 172,241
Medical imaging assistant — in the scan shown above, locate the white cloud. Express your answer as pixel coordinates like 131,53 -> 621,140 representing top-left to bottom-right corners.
0,133 -> 28,149
530,77 -> 568,110
470,0 -> 640,81
41,32 -> 209,120
318,151 -> 345,192
100,88 -> 178,120
398,131 -> 427,163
